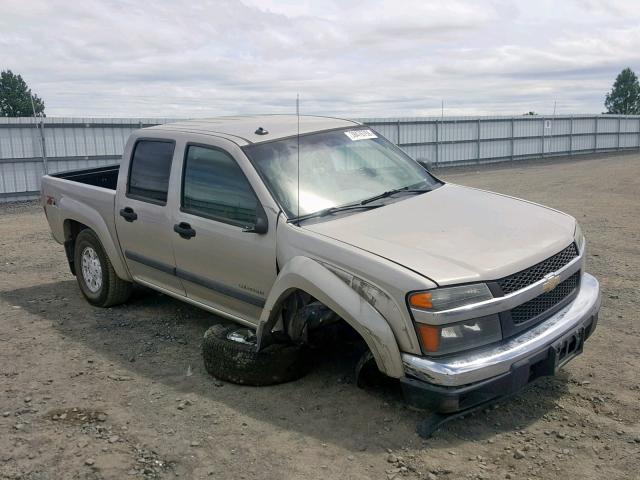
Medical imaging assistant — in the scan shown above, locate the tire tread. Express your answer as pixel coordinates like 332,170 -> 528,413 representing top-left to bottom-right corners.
202,325 -> 310,386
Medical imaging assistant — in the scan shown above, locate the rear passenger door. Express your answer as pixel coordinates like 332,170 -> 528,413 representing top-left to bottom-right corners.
172,143 -> 276,324
115,137 -> 185,295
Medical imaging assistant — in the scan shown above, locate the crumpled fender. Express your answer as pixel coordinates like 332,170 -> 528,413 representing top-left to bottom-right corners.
59,196 -> 131,281
257,256 -> 405,378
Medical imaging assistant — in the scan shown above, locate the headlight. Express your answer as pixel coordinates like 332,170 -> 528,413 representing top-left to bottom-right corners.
408,283 -> 492,312
408,283 -> 499,355
574,222 -> 585,253
414,315 -> 502,356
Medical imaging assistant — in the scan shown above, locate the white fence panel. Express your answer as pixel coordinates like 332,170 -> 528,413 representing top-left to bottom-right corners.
1,114 -> 639,202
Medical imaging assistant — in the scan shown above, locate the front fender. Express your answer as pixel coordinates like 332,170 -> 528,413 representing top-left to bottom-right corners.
257,256 -> 405,378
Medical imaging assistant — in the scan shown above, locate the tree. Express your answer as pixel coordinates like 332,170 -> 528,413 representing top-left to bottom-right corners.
605,68 -> 640,114
0,70 -> 45,117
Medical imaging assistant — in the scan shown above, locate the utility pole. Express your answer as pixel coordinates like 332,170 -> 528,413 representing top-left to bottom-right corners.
30,93 -> 48,175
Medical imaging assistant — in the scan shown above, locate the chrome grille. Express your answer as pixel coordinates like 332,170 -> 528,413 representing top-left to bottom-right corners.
497,243 -> 579,295
510,272 -> 580,325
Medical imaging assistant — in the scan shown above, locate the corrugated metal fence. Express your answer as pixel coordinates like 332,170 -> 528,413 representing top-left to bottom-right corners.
0,117 -> 173,202
360,114 -> 640,166
1,114 -> 639,202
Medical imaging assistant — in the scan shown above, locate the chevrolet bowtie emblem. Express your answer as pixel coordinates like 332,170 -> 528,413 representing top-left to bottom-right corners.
542,273 -> 561,292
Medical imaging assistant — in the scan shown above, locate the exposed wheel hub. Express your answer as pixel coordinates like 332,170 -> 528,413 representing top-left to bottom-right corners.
226,328 -> 257,345
81,246 -> 102,293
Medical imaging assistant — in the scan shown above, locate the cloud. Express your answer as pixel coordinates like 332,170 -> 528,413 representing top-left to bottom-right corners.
0,0 -> 638,117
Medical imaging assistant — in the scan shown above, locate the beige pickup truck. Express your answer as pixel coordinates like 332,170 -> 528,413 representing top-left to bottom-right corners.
41,115 -> 601,419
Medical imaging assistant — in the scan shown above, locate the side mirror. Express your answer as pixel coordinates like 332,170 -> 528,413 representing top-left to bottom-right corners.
243,211 -> 268,234
417,159 -> 433,171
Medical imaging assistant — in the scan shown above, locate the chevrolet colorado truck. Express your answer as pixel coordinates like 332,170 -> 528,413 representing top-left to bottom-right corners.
41,115 -> 601,415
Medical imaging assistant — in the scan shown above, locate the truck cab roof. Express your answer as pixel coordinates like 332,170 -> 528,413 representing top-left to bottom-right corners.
146,114 -> 361,146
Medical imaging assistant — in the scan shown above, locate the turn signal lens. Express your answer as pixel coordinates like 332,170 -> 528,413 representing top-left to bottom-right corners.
409,292 -> 433,309
416,323 -> 440,352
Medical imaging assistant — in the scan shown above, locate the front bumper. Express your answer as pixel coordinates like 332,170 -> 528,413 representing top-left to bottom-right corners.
401,273 -> 600,412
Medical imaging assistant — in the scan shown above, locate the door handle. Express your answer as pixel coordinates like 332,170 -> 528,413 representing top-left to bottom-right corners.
119,207 -> 138,222
174,222 -> 196,239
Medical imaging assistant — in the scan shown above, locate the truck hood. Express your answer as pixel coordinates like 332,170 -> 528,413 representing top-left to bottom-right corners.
303,184 -> 576,286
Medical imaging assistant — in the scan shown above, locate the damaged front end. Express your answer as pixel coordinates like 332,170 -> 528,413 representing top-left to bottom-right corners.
257,290 -> 341,349
254,257 -> 406,379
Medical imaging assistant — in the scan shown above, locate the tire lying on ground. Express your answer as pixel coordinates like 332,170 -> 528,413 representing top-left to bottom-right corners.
202,324 -> 310,386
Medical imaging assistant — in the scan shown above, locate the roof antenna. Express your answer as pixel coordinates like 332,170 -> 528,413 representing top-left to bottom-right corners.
296,93 -> 300,220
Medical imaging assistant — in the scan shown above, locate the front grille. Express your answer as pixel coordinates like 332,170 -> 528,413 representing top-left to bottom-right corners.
497,243 -> 579,295
510,272 -> 580,325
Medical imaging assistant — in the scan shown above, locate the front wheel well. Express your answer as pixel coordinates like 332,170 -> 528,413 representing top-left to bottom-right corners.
262,289 -> 341,346
260,289 -> 375,360
62,219 -> 89,275
261,288 -> 385,385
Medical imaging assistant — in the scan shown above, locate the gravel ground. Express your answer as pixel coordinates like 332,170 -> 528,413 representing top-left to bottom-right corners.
1,153 -> 639,480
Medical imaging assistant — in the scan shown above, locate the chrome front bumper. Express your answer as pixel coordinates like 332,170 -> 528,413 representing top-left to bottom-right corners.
402,272 -> 601,387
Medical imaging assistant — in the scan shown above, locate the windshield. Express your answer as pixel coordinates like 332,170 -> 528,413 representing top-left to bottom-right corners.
243,128 -> 440,218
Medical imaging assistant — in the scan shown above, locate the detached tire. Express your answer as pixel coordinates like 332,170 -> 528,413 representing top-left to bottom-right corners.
74,229 -> 132,307
202,325 -> 310,386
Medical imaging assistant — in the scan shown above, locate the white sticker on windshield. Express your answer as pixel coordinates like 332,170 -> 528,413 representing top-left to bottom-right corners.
344,129 -> 377,141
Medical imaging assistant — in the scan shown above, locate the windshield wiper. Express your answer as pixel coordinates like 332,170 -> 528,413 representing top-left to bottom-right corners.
288,203 -> 383,224
288,185 -> 432,224
359,186 -> 431,205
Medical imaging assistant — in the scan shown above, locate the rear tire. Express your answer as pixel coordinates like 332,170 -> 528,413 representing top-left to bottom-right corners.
202,324 -> 310,386
74,229 -> 132,307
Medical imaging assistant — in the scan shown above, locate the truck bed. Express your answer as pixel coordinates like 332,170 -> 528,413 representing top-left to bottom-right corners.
42,165 -> 121,248
51,165 -> 120,190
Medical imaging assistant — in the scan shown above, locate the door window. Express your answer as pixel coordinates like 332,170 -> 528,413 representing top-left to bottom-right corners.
127,140 -> 175,204
182,145 -> 258,227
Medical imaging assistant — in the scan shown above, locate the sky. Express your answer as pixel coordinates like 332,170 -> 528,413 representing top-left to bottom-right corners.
2,0 -> 640,118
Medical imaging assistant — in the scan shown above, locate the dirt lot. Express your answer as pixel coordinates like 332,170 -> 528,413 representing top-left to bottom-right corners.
1,154 -> 639,480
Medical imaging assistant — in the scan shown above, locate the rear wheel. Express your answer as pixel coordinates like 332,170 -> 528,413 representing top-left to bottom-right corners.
74,229 -> 132,307
202,324 -> 310,386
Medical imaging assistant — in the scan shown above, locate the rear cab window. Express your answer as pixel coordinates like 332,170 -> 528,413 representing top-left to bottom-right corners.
127,140 -> 175,204
181,145 -> 258,227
